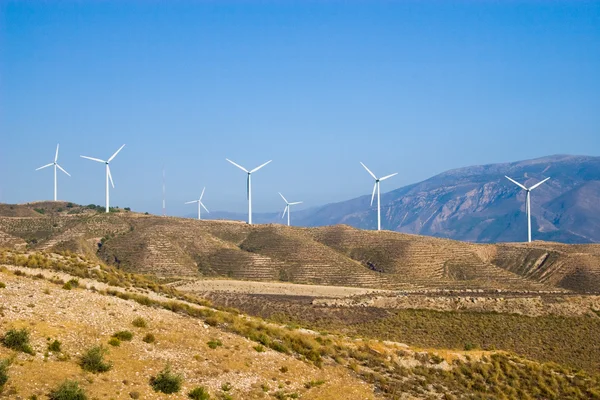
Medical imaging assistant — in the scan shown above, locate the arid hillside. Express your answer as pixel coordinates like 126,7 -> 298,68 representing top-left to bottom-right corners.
1,202 -> 599,293
2,250 -> 600,399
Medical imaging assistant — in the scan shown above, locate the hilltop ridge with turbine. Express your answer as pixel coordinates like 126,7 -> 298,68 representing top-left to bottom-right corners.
207,154 -> 600,244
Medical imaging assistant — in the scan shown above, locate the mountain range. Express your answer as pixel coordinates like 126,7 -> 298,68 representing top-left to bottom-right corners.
207,155 -> 600,244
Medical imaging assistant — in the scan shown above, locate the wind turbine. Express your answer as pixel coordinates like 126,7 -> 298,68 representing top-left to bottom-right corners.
36,144 -> 71,201
360,162 -> 398,231
505,175 -> 550,243
226,158 -> 272,225
80,144 -> 125,213
279,192 -> 302,226
185,187 -> 209,220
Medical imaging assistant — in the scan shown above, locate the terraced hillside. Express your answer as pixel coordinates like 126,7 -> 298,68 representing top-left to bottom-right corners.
0,202 -> 599,293
4,251 -> 600,399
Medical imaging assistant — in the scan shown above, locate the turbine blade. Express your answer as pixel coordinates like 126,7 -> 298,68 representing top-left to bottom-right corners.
108,144 -> 126,162
505,176 -> 527,190
380,172 -> 398,181
36,163 -> 53,171
370,182 -> 377,206
250,160 -> 272,173
279,192 -> 288,204
185,200 -> 198,204
200,187 -> 206,201
289,201 -> 303,205
282,205 -> 288,219
529,177 -> 550,191
55,144 -> 59,162
56,164 -> 71,177
360,162 -> 377,180
200,202 -> 209,213
226,158 -> 249,173
107,166 -> 115,188
80,156 -> 106,163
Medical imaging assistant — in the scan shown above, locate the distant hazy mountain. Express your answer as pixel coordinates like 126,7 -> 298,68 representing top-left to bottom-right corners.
196,155 -> 600,244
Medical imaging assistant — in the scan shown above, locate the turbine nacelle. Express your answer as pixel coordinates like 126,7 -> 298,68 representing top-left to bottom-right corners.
80,144 -> 125,212
36,143 -> 71,201
505,175 -> 550,242
360,162 -> 398,231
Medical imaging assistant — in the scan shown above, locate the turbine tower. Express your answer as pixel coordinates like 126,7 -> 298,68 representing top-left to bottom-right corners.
80,144 -> 125,213
360,162 -> 398,231
505,175 -> 550,243
279,192 -> 302,226
36,144 -> 71,201
226,158 -> 272,225
185,187 -> 209,220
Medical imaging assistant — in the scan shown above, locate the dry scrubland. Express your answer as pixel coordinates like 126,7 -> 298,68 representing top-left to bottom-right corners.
1,203 -> 600,398
1,251 -> 600,399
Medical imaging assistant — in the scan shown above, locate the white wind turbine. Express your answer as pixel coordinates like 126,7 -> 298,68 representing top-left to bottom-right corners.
185,187 -> 209,220
36,144 -> 71,201
80,144 -> 125,213
226,158 -> 272,225
505,175 -> 550,243
360,162 -> 398,231
279,192 -> 302,226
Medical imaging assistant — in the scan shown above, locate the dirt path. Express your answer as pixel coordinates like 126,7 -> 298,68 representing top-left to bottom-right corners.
175,279 -> 390,298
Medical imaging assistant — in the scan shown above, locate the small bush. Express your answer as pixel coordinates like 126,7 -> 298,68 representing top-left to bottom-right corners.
150,365 -> 182,394
48,340 -> 62,352
79,346 -> 112,373
142,333 -> 155,344
129,392 -> 140,399
0,282 -> 5,289
1,328 -> 34,354
112,331 -> 133,341
48,380 -> 87,400
188,386 -> 211,400
207,339 -> 222,349
132,317 -> 147,328
0,359 -> 9,389
221,382 -> 232,392
108,338 -> 120,347
254,345 -> 265,352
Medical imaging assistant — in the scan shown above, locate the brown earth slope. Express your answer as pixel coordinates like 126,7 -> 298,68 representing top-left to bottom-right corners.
0,203 -> 599,293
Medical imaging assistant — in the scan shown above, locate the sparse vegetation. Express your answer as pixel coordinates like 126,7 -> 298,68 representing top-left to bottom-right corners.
131,317 -> 147,328
48,339 -> 62,352
112,330 -> 133,341
188,386 -> 211,400
0,359 -> 9,389
150,365 -> 182,394
0,282 -> 5,288
107,338 -> 120,347
142,333 -> 155,343
48,380 -> 87,400
1,328 -> 34,354
79,346 -> 112,373
207,339 -> 223,349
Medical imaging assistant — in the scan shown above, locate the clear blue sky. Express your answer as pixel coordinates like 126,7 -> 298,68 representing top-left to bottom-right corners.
1,1 -> 599,215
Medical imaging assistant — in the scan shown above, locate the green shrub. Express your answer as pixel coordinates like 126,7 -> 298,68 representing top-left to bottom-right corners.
0,282 -> 5,289
188,386 -> 211,400
108,338 -> 120,347
221,382 -> 232,392
0,359 -> 9,389
48,380 -> 87,400
1,328 -> 34,354
132,317 -> 147,328
112,331 -> 133,341
253,345 -> 265,352
142,333 -> 155,344
79,346 -> 112,373
48,340 -> 62,352
150,365 -> 182,394
207,339 -> 222,349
